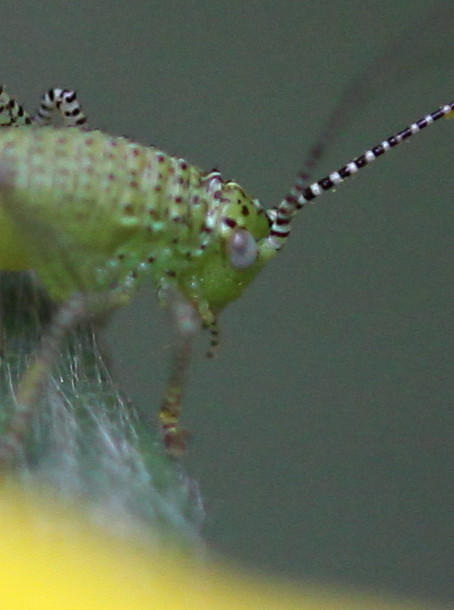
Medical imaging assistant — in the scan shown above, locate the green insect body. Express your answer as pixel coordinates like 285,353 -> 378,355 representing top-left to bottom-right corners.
0,127 -> 272,320
0,85 -> 452,462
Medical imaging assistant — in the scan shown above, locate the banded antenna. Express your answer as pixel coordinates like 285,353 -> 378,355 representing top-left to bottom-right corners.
266,102 -> 454,251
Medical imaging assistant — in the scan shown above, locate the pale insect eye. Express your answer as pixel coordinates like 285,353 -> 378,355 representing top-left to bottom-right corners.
227,229 -> 258,269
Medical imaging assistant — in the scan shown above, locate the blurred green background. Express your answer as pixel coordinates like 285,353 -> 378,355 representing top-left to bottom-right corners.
1,0 -> 453,604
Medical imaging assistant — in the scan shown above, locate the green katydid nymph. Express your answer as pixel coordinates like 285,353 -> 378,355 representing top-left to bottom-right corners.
0,85 -> 451,460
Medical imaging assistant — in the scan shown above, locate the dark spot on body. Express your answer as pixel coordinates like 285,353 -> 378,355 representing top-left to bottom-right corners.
223,217 -> 237,228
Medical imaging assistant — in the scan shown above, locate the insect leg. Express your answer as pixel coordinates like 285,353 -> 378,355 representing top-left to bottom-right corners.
0,86 -> 32,127
0,287 -> 132,469
159,293 -> 201,457
33,88 -> 87,127
0,295 -> 86,467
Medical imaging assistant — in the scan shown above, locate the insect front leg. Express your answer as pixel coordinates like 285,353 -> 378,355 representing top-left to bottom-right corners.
159,290 -> 201,457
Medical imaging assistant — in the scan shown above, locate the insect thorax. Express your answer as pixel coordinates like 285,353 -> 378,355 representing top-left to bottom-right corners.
0,127 -> 271,318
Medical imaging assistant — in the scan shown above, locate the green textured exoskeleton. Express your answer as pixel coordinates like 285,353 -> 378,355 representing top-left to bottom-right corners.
0,86 -> 452,460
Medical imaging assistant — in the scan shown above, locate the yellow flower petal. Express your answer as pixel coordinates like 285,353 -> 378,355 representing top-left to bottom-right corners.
0,485 -> 448,610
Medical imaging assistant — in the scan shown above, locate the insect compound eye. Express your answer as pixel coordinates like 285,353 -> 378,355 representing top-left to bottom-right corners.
227,228 -> 258,269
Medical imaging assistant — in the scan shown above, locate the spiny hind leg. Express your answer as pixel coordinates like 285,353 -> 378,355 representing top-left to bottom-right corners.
159,292 -> 201,457
33,88 -> 87,127
0,86 -> 32,126
0,85 -> 87,128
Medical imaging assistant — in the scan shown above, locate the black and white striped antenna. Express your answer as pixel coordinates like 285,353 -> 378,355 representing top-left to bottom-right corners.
266,102 -> 454,250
